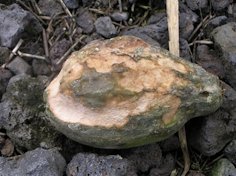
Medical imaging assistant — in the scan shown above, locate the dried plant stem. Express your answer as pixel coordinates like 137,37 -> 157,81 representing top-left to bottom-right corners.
189,40 -> 213,46
31,0 -> 42,15
17,51 -> 46,60
178,127 -> 190,176
43,29 -> 49,58
166,1 -> 190,176
58,0 -> 73,18
188,14 -> 211,42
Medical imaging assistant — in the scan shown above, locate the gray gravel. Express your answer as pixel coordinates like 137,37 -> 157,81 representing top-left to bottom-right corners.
95,16 -> 117,38
0,4 -> 42,48
0,148 -> 66,176
67,153 -> 129,176
6,56 -> 32,75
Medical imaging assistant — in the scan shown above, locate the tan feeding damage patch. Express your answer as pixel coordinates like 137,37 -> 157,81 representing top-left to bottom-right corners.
46,36 -> 192,128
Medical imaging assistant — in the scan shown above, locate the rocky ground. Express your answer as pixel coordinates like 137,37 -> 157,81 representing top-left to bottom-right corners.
1,0 -> 236,175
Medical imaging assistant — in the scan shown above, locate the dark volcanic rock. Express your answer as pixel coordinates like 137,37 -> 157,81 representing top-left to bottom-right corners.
0,47 -> 10,66
212,22 -> 236,89
66,153 -> 129,176
32,59 -> 51,76
180,38 -> 191,61
49,39 -> 71,69
95,16 -> 117,38
179,13 -> 194,39
6,56 -> 32,75
188,82 -> 236,156
123,29 -> 160,47
123,17 -> 167,47
63,0 -> 79,9
159,135 -> 180,152
186,0 -> 208,10
149,154 -> 175,176
82,0 -> 94,6
0,68 -> 12,98
83,32 -> 104,45
38,0 -> 63,17
179,2 -> 199,23
0,148 -> 66,176
211,0 -> 232,11
76,8 -> 95,34
110,11 -> 129,22
147,12 -> 166,25
210,158 -> 236,176
196,45 -> 225,78
228,3 -> 236,17
205,16 -> 227,35
0,74 -> 61,150
0,4 -> 42,48
224,140 -> 236,165
127,144 -> 162,173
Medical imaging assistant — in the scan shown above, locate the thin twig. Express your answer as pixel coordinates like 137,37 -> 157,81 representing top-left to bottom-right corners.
89,8 -> 107,15
188,15 -> 211,42
9,39 -> 24,60
178,127 -> 190,176
17,51 -> 46,60
58,0 -> 73,18
56,35 -> 86,65
138,10 -> 149,26
39,15 -> 51,21
31,0 -> 42,15
42,29 -> 49,58
189,40 -> 213,46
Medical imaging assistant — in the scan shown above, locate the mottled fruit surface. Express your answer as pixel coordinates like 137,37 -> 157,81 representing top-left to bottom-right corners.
45,36 -> 222,149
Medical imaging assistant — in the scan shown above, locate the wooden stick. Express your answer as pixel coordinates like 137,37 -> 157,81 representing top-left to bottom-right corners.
166,1 -> 190,176
166,0 -> 179,56
17,51 -> 46,60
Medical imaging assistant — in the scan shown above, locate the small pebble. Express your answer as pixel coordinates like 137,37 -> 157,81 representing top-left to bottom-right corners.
95,16 -> 117,38
38,0 -> 63,17
224,140 -> 236,165
76,8 -> 94,34
0,47 -> 10,65
0,68 -> 12,97
6,56 -> 32,75
63,0 -> 79,9
186,0 -> 208,10
110,11 -> 129,22
0,148 -> 66,176
211,0 -> 231,11
32,59 -> 51,76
